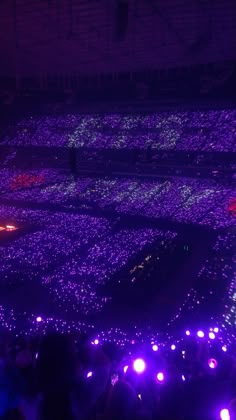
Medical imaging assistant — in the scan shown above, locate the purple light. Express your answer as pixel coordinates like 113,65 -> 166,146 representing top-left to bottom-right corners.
222,345 -> 227,352
181,374 -> 186,382
209,332 -> 216,340
156,372 -> 164,383
185,330 -> 191,336
152,344 -> 158,352
213,327 -> 219,333
197,330 -> 204,338
208,358 -> 218,369
36,316 -> 42,322
86,371 -> 93,378
123,365 -> 129,374
133,358 -> 146,374
94,339 -> 99,345
220,408 -> 230,420
171,344 -> 176,351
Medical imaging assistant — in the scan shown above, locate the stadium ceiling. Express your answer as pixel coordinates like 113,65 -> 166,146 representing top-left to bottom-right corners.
0,0 -> 235,78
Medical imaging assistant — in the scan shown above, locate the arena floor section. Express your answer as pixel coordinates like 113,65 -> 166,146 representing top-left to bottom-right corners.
0,108 -> 235,347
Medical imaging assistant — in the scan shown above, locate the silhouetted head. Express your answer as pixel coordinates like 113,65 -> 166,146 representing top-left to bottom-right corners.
106,380 -> 137,420
37,332 -> 76,393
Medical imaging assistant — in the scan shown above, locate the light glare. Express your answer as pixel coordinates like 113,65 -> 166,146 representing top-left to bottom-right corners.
156,372 -> 164,382
220,408 -> 230,420
152,344 -> 158,352
208,358 -> 218,369
133,358 -> 146,374
123,365 -> 129,373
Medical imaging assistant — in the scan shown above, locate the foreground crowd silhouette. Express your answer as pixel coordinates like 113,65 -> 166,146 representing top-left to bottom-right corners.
1,331 -> 236,420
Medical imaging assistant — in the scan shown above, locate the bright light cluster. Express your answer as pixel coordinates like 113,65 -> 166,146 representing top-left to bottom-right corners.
0,168 -> 60,194
42,228 -> 175,313
1,171 -> 235,229
224,272 -> 236,327
0,108 -> 235,351
0,302 -> 231,354
2,110 -> 236,152
0,213 -> 110,290
0,224 -> 17,232
0,178 -> 235,336
0,197 -> 176,317
168,232 -> 236,332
